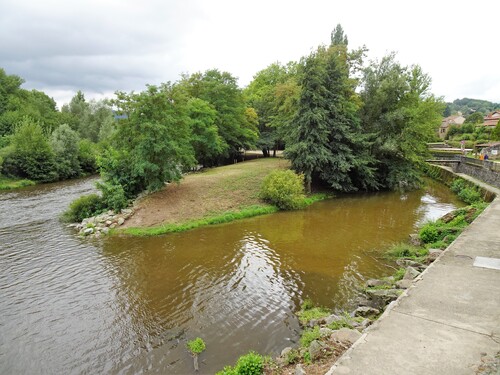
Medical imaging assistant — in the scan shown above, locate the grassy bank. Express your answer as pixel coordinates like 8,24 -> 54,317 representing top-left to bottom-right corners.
122,205 -> 278,236
122,193 -> 329,237
0,176 -> 35,190
118,157 -> 330,236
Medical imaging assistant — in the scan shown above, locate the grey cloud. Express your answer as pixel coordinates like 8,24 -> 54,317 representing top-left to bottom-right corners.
0,0 -> 201,95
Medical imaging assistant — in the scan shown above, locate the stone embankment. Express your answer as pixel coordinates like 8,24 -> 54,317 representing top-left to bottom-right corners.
272,246 -> 442,375
327,170 -> 500,375
67,209 -> 134,237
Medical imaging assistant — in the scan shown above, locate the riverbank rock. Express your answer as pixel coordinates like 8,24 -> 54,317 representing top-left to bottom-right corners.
280,347 -> 292,357
396,279 -> 413,289
427,249 -> 443,262
409,233 -> 422,246
331,328 -> 362,344
440,211 -> 456,223
396,259 -> 426,270
295,364 -> 306,375
75,208 -> 135,237
403,266 -> 421,280
366,279 -> 392,288
325,314 -> 342,325
365,289 -> 402,310
309,340 -> 325,360
353,306 -> 380,318
320,327 -> 334,337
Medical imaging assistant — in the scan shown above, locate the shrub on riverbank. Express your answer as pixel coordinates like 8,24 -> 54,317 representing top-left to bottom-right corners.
418,202 -> 487,249
216,351 -> 264,375
260,170 -> 306,210
62,194 -> 104,222
450,178 -> 483,204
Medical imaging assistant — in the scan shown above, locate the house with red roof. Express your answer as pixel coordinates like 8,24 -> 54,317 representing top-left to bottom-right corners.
483,111 -> 500,129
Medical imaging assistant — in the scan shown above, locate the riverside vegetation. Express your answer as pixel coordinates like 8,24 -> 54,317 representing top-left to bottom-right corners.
53,24 -> 448,225
67,158 -> 329,237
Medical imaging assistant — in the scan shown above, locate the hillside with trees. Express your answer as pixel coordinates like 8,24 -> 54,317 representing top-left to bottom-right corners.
444,98 -> 500,116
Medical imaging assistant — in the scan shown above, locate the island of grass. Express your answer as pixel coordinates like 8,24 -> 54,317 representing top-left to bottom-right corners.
120,157 -> 327,236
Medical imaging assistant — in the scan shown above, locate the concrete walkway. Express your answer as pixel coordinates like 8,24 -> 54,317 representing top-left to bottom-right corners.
327,175 -> 500,375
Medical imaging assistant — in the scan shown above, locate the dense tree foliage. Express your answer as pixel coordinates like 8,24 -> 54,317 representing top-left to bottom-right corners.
178,69 -> 258,164
0,69 -> 60,137
2,117 -> 57,181
244,62 -> 300,156
0,70 -> 113,183
285,43 -> 377,192
50,124 -> 81,180
103,84 -> 196,197
185,97 -> 225,167
464,112 -> 484,124
492,122 -> 500,141
360,54 -> 444,189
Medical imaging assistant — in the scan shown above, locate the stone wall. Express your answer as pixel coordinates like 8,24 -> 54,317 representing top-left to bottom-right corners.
424,163 -> 497,202
451,157 -> 500,189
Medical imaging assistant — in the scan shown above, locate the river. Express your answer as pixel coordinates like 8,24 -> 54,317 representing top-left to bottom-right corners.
0,177 -> 462,374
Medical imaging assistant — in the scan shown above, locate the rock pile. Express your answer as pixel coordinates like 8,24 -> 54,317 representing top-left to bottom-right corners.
67,209 -> 134,237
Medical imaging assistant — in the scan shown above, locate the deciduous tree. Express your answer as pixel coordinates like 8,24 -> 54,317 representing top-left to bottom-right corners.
360,53 -> 444,190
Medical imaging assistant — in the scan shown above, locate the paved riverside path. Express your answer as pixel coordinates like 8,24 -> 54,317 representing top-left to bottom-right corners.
327,174 -> 500,375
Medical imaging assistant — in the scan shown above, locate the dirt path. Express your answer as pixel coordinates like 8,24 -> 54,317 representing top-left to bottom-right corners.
123,157 -> 290,228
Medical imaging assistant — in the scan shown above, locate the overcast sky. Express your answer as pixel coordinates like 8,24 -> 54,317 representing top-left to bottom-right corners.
1,0 -> 499,108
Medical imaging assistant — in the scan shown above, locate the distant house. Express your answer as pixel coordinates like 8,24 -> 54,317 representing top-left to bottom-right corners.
482,111 -> 500,129
438,113 -> 465,139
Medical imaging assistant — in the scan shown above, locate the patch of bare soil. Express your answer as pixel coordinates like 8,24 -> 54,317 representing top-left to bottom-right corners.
123,158 -> 290,228
264,340 -> 351,375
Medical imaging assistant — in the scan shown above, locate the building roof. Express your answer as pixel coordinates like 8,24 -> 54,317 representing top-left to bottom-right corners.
484,111 -> 500,120
484,119 -> 499,127
441,114 -> 465,127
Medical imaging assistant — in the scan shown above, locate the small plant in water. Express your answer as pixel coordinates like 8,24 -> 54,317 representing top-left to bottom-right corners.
187,337 -> 206,354
187,337 -> 206,371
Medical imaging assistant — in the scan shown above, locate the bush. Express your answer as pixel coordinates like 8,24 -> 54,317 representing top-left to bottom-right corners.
5,117 -> 57,182
51,124 -> 82,180
419,222 -> 440,244
216,351 -> 264,375
296,300 -> 330,325
78,139 -> 98,173
450,179 -> 466,194
394,268 -> 406,281
234,352 -> 264,375
97,181 -> 128,212
450,178 -> 483,205
62,194 -> 104,222
187,337 -> 206,355
260,170 -> 305,210
458,187 -> 482,205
